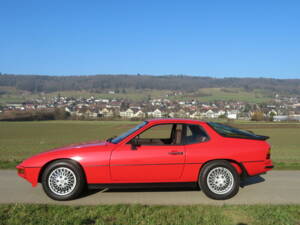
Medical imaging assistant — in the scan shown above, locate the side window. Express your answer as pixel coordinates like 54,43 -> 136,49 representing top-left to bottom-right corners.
183,124 -> 209,144
135,123 -> 183,145
139,124 -> 173,139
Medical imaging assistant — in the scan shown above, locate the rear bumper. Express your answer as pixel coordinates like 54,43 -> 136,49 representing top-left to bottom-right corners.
265,165 -> 274,169
242,159 -> 273,176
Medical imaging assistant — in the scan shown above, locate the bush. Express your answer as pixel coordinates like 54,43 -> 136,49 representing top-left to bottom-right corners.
251,112 -> 265,121
0,109 -> 70,121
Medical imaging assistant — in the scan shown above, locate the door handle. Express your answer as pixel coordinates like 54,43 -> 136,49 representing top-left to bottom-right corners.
168,151 -> 184,155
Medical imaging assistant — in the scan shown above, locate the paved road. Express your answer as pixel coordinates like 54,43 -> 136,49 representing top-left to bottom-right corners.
0,170 -> 299,205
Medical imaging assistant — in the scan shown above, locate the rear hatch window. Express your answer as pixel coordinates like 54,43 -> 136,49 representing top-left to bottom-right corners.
207,122 -> 269,140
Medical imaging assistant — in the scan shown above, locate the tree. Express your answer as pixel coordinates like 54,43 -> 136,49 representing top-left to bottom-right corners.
218,114 -> 227,119
269,111 -> 276,121
243,104 -> 252,113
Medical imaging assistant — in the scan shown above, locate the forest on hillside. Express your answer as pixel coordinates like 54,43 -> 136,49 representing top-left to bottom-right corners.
0,74 -> 300,95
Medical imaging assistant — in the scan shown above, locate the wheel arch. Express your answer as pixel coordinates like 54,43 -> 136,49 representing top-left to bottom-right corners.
198,159 -> 248,179
38,158 -> 86,183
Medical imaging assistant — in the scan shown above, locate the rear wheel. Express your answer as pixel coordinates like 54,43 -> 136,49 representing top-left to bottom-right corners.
41,160 -> 85,201
199,160 -> 240,200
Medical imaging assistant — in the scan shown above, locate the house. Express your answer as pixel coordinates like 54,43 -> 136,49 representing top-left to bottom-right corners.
217,110 -> 226,117
273,115 -> 288,122
190,111 -> 202,119
168,112 -> 175,118
204,109 -> 218,118
36,104 -> 47,110
65,107 -> 77,116
133,110 -> 145,118
176,109 -> 189,118
147,109 -> 162,118
99,108 -> 114,118
119,108 -> 145,119
120,108 -> 134,118
274,115 -> 300,121
227,110 -> 239,120
86,109 -> 98,118
75,107 -> 88,117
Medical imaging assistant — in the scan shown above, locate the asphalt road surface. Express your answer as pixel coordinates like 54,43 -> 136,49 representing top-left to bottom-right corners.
0,170 -> 299,205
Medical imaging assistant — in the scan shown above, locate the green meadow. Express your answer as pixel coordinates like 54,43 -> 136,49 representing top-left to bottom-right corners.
0,87 -> 272,104
0,120 -> 299,169
0,204 -> 299,225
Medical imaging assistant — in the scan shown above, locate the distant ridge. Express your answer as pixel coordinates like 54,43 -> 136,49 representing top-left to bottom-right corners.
0,74 -> 299,94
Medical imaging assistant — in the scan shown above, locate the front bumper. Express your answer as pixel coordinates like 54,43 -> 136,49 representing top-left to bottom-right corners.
16,165 -> 40,187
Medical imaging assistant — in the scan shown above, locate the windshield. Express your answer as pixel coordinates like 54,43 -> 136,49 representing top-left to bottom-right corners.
111,121 -> 148,144
207,122 -> 261,139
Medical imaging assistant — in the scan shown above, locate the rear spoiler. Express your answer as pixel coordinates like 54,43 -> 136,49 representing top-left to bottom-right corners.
253,135 -> 269,140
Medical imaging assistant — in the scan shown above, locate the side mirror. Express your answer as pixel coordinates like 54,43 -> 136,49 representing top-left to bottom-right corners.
130,137 -> 140,150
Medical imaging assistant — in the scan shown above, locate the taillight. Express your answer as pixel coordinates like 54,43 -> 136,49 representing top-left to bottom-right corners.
266,148 -> 271,159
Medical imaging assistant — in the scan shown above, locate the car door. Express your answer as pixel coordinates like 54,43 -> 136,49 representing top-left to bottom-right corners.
110,123 -> 186,182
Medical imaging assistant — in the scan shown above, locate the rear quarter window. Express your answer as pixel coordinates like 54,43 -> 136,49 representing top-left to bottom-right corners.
183,124 -> 209,144
207,122 -> 263,139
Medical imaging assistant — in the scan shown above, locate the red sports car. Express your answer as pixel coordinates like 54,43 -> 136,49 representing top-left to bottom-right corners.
17,119 -> 273,200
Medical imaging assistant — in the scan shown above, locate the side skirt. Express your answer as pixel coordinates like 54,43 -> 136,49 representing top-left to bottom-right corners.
88,182 -> 198,190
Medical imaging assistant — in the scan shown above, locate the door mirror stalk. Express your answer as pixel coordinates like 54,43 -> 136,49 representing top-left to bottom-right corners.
131,138 -> 140,150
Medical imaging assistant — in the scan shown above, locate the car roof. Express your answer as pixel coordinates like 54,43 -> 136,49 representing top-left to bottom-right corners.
146,118 -> 207,125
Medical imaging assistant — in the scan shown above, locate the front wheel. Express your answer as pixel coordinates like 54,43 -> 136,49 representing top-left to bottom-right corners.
41,160 -> 86,201
199,160 -> 240,200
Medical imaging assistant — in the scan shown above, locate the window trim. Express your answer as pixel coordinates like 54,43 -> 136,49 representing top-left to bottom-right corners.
127,123 -> 184,146
127,123 -> 210,146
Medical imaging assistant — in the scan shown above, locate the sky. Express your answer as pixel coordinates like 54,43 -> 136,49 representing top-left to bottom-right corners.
0,0 -> 299,78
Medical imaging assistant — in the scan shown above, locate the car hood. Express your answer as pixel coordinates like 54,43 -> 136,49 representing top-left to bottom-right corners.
18,140 -> 114,168
46,140 -> 108,153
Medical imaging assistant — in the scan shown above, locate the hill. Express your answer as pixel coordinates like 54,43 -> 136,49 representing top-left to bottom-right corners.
0,74 -> 300,94
0,74 -> 299,104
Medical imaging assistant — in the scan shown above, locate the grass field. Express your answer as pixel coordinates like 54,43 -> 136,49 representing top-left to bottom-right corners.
0,204 -> 299,225
0,121 -> 299,169
0,87 -> 171,103
170,88 -> 272,103
0,121 -> 137,167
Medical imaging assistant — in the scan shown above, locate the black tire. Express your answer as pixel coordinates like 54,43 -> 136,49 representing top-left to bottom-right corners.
41,160 -> 86,201
199,160 -> 240,200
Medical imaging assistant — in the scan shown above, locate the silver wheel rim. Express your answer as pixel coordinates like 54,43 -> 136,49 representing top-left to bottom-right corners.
48,167 -> 77,196
207,167 -> 234,195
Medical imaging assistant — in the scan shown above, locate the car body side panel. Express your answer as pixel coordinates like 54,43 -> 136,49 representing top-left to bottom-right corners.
83,166 -> 111,183
110,143 -> 185,181
179,163 -> 202,181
